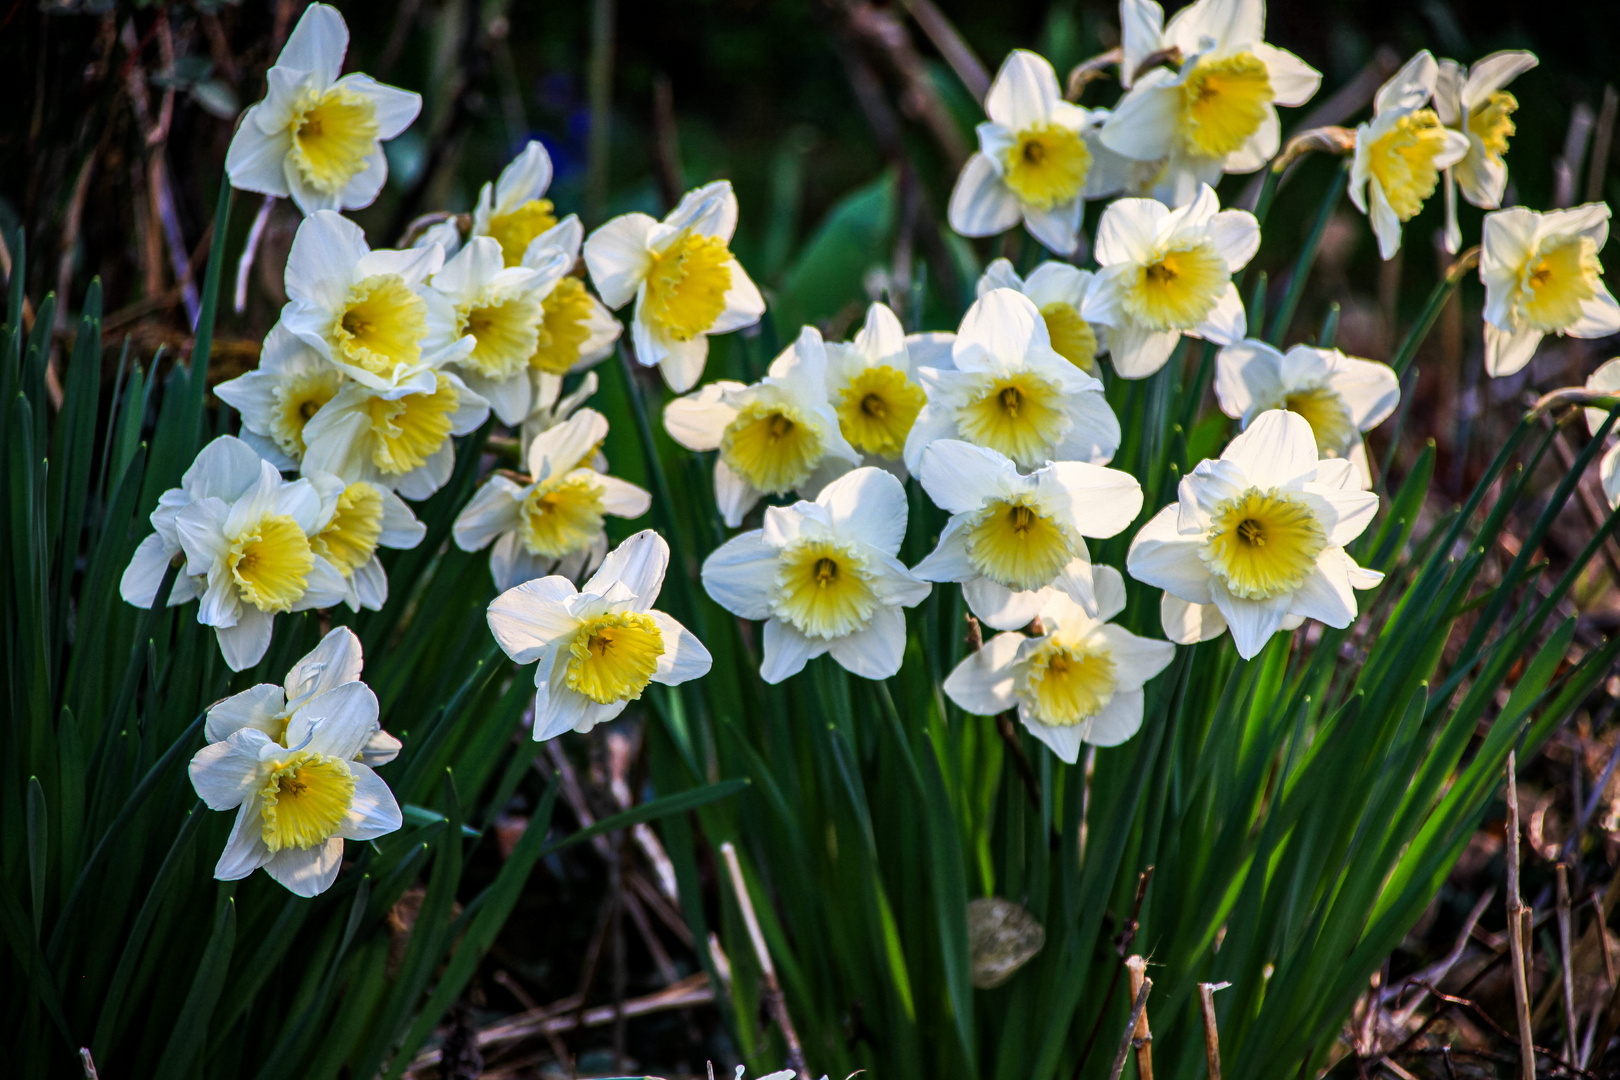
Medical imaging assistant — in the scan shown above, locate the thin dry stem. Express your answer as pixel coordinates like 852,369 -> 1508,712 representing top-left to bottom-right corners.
1108,974 -> 1153,1080
1506,752 -> 1536,1080
720,841 -> 807,1077
1126,956 -> 1154,1080
1198,982 -> 1229,1080
1557,865 -> 1578,1058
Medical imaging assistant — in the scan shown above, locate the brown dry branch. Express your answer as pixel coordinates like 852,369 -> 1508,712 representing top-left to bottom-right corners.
895,0 -> 989,102
1507,753 -> 1538,1080
1199,982 -> 1229,1080
719,841 -> 807,1077
1127,956 -> 1154,1080
1107,972 -> 1153,1080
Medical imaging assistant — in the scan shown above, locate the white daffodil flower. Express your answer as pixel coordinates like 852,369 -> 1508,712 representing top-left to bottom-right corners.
223,3 -> 421,215
300,371 -> 489,500
521,370 -> 599,463
943,567 -> 1175,760
701,468 -> 931,683
216,322 -> 343,470
203,626 -> 401,767
1435,51 -> 1537,252
188,683 -> 402,897
664,327 -> 860,528
1102,0 -> 1322,207
822,303 -> 931,475
1127,410 -> 1382,659
521,219 -> 624,380
977,258 -> 1110,375
428,236 -> 573,425
470,141 -> 564,267
1214,339 -> 1399,486
1349,51 -> 1470,261
583,181 -> 764,392
280,210 -> 473,394
487,530 -> 711,740
947,50 -> 1123,256
912,440 -> 1142,631
1586,358 -> 1620,508
1081,185 -> 1258,379
306,472 -> 425,610
1479,204 -> 1620,377
903,289 -> 1120,474
454,407 -> 650,591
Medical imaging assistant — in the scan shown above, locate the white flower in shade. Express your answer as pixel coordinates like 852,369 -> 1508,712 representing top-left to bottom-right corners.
903,289 -> 1120,474
947,50 -> 1120,256
1081,185 -> 1258,379
1102,0 -> 1322,207
188,680 -> 402,897
470,141 -> 563,267
664,327 -> 860,528
912,440 -> 1142,631
487,530 -> 711,740
1585,358 -> 1620,509
306,472 -> 425,610
521,220 -> 623,380
223,3 -> 421,215
1127,410 -> 1382,659
1435,51 -> 1537,252
412,217 -> 465,259
279,210 -> 472,394
203,626 -> 401,767
583,181 -> 764,392
977,258 -> 1109,375
454,408 -> 650,591
822,304 -> 931,473
1349,51 -> 1470,261
521,370 -> 599,463
300,371 -> 489,500
216,322 -> 343,470
701,468 -> 931,683
1214,339 -> 1399,485
943,567 -> 1174,760
1479,204 -> 1620,377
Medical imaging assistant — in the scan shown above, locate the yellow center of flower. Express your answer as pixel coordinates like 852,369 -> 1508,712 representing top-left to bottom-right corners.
1278,387 -> 1356,458
332,274 -> 428,379
520,472 -> 607,558
313,482 -> 385,577
1178,51 -> 1274,159
364,374 -> 461,475
564,611 -> 664,704
1023,638 -> 1119,725
720,402 -> 823,494
486,199 -> 558,266
957,372 -> 1070,469
643,232 -> 733,341
269,368 -> 342,459
1367,109 -> 1450,221
1201,488 -> 1326,600
772,538 -> 878,639
227,514 -> 315,613
964,494 -> 1077,592
1125,239 -> 1229,332
836,365 -> 926,458
258,751 -> 356,852
1001,122 -> 1092,210
531,276 -> 599,374
458,289 -> 544,381
286,85 -> 380,195
1040,302 -> 1100,374
1517,234 -> 1603,332
1468,91 -> 1518,160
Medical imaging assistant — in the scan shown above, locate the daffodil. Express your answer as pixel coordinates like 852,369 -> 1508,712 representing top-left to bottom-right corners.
203,626 -> 401,767
454,407 -> 650,591
307,472 -> 425,610
664,327 -> 860,528
224,3 -> 421,215
300,371 -> 489,500
583,181 -> 764,392
1081,185 -> 1258,378
217,322 -> 343,470
1126,410 -> 1382,659
521,369 -> 601,461
977,258 -> 1110,375
1349,51 -> 1470,260
701,468 -> 931,682
1214,339 -> 1399,485
947,50 -> 1120,255
903,289 -> 1120,474
470,141 -> 564,266
1479,203 -> 1620,377
487,530 -> 711,740
1586,358 -> 1620,509
280,210 -> 473,393
1435,51 -> 1537,252
520,219 -> 624,380
188,680 -> 402,896
943,567 -> 1175,760
822,303 -> 931,474
1103,0 -> 1322,207
912,439 -> 1142,631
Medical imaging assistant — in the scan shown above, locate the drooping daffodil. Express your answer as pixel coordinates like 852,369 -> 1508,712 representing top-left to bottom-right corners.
216,321 -> 342,470
307,472 -> 426,610
1435,51 -> 1538,253
823,303 -> 932,474
977,258 -> 1110,375
1585,358 -> 1620,509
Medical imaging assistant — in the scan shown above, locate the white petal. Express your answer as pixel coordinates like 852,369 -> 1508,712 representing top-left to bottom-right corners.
948,154 -> 1024,239
285,210 -> 368,312
1160,592 -> 1227,644
496,141 -> 554,210
663,382 -> 740,451
985,49 -> 1063,129
1094,197 -> 1170,265
760,618 -> 828,684
1073,688 -> 1145,748
714,458 -> 763,529
1208,210 -> 1261,271
1484,322 -> 1542,378
487,576 -> 581,663
963,577 -> 1046,632
339,73 -> 420,138
815,467 -> 909,556
1374,51 -> 1438,116
1022,198 -> 1084,257
1287,549 -> 1358,628
225,121 -> 293,198
1192,283 -> 1247,345
1222,409 -> 1317,488
1325,353 -> 1401,431
265,838 -> 344,896
1099,83 -> 1180,163
121,533 -> 179,608
656,335 -> 712,393
214,800 -> 272,881
1255,44 -> 1322,106
583,213 -> 657,308
1209,583 -> 1292,659
943,632 -> 1023,714
277,3 -> 347,85
826,605 -> 908,680
1119,0 -> 1167,87
701,531 -> 779,620
583,529 -> 669,608
1214,338 -> 1283,418
189,730 -> 271,810
1039,462 -> 1142,537
918,439 -> 1020,514
1126,505 -> 1213,604
342,763 -> 403,840
956,288 -> 1050,370
649,611 -> 712,685
216,611 -> 275,672
527,407 -> 610,479
205,684 -> 287,743
1108,323 -> 1182,378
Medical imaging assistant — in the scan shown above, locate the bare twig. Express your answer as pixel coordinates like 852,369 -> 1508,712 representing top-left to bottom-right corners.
651,75 -> 685,211
1586,85 -> 1618,204
1126,957 -> 1154,1080
896,0 -> 990,101
997,712 -> 1042,807
1199,982 -> 1230,1080
1507,753 -> 1537,1080
1107,974 -> 1153,1080
720,842 -> 807,1077
1072,868 -> 1155,1080
1066,49 -> 1122,101
233,196 -> 276,315
1555,103 -> 1597,209
1558,865 -> 1579,1058
1384,887 -> 1496,1020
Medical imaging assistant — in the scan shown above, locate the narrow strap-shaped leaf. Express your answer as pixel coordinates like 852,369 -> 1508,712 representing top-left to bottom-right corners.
25,777 -> 45,936
0,871 -> 73,1049
152,890 -> 236,1078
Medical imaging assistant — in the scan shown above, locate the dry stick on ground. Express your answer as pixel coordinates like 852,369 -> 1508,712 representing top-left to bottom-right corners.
1384,887 -> 1496,1023
1198,982 -> 1230,1080
1583,888 -> 1616,1066
1558,865 -> 1579,1061
1126,957 -> 1154,1080
1414,983 -> 1599,1080
1107,975 -> 1153,1080
1507,752 -> 1538,1080
720,842 -> 807,1077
